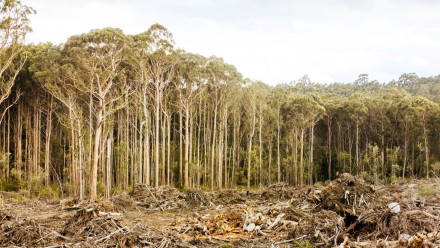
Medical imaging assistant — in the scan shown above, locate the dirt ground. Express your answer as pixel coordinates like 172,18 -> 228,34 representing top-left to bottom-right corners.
1,174 -> 440,247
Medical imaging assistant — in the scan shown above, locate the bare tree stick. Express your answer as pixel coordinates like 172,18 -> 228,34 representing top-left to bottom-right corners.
268,213 -> 285,230
404,210 -> 440,221
274,235 -> 308,245
146,186 -> 165,211
0,90 -> 21,124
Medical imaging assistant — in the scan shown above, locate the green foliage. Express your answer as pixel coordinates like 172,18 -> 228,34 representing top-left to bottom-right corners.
27,173 -> 60,199
313,181 -> 325,189
336,152 -> 352,173
97,181 -> 105,198
359,171 -> 374,184
418,182 -> 439,197
111,185 -> 133,196
15,189 -> 30,202
362,144 -> 379,183
294,240 -> 314,248
431,161 -> 440,178
219,244 -> 234,248
62,182 -> 74,196
236,170 -> 247,186
38,185 -> 60,199
28,177 -> 42,197
0,178 -> 22,191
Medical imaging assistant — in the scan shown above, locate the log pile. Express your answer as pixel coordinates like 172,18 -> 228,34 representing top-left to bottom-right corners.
184,189 -> 213,207
0,206 -> 193,247
167,174 -> 440,247
1,174 -> 439,247
130,184 -> 186,211
214,189 -> 247,205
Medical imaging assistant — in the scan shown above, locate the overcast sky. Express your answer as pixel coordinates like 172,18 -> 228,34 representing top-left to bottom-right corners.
23,0 -> 440,85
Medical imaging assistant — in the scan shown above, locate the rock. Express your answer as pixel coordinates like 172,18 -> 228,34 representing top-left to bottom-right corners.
400,233 -> 411,240
388,202 -> 400,213
246,223 -> 256,232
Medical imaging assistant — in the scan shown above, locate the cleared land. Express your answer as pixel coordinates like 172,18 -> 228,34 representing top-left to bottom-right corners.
1,174 -> 439,247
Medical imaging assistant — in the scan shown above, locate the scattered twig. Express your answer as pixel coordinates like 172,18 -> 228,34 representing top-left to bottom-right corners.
274,235 -> 308,245
404,210 -> 440,221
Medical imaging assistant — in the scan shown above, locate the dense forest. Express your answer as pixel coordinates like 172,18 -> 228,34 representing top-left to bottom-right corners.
2,1 -> 440,201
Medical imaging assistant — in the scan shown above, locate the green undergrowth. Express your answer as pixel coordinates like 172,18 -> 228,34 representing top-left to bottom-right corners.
418,181 -> 440,197
295,240 -> 314,248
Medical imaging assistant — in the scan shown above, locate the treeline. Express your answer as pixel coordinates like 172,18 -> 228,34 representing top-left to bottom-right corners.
1,1 -> 440,201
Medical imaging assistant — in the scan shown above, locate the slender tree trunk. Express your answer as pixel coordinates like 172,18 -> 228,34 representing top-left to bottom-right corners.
224,114 -> 229,188
155,86 -> 161,187
6,112 -> 10,179
77,119 -> 84,200
211,98 -> 218,190
68,109 -> 77,195
300,128 -> 304,186
25,115 -> 30,182
33,108 -> 41,179
89,90 -> 93,192
309,123 -> 315,185
277,103 -> 281,183
232,111 -> 237,186
144,114 -> 150,186
403,124 -> 408,179
44,98 -> 53,186
355,123 -> 360,174
203,107 -> 209,186
217,110 -> 225,190
167,114 -> 171,185
327,117 -> 332,180
247,109 -> 256,188
411,141 -> 415,177
258,102 -> 262,186
16,103 -> 22,182
184,107 -> 190,188
189,108 -> 194,187
139,122 -> 144,184
293,130 -> 298,186
91,98 -> 104,201
423,124 -> 429,178
106,137 -> 111,199
381,123 -> 385,180
179,110 -> 183,186
268,139 -> 272,185
196,99 -> 202,188
125,104 -> 129,190
162,112 -> 166,185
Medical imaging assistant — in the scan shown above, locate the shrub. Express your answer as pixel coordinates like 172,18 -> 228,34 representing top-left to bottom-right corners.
38,186 -> 60,199
418,182 -> 439,197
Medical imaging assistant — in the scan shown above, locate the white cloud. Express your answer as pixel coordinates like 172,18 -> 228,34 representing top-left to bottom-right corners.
23,0 -> 440,84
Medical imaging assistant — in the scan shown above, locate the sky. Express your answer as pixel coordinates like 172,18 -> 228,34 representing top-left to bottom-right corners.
23,0 -> 440,85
